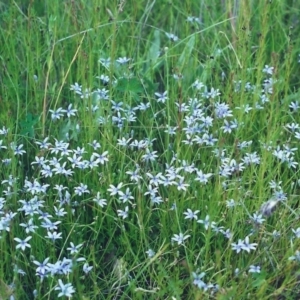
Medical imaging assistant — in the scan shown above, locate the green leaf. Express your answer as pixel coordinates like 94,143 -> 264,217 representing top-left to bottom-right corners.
58,119 -> 79,141
140,76 -> 158,96
145,30 -> 163,75
115,77 -> 144,94
19,113 -> 39,137
177,34 -> 195,69
251,271 -> 267,288
147,30 -> 160,64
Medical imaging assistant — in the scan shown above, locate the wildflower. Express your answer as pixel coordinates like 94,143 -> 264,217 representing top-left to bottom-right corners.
116,57 -> 131,64
70,82 -> 82,94
0,126 -> 9,135
14,236 -> 32,251
141,149 -> 158,162
241,236 -> 258,253
33,257 -> 50,277
249,265 -> 261,273
2,158 -> 11,165
292,228 -> 300,238
93,192 -> 107,207
183,209 -> 200,220
88,140 -> 101,150
192,272 -> 214,291
41,219 -> 61,231
226,199 -> 236,208
221,228 -> 233,239
126,168 -> 142,182
49,107 -> 66,120
73,146 -> 86,156
175,176 -> 190,191
83,263 -> 93,274
289,250 -> 300,262
94,88 -> 109,100
197,215 -> 211,230
118,188 -> 134,203
242,152 -> 260,165
31,156 -> 48,167
54,206 -> 67,217
55,279 -> 75,298
52,162 -> 69,175
231,239 -> 245,253
160,175 -> 176,187
146,249 -> 155,258
144,183 -> 158,197
0,139 -> 7,150
11,143 -> 26,156
65,104 -> 77,118
108,183 -> 123,196
269,180 -> 282,190
41,165 -> 53,178
289,101 -> 300,112
234,268 -> 240,276
99,57 -> 111,67
203,133 -> 218,146
171,232 -> 190,245
46,258 -> 72,276
187,16 -> 201,24
212,224 -> 225,234
117,137 -> 132,147
273,190 -> 287,201
20,218 -> 38,233
92,151 -> 109,165
208,87 -> 221,99
117,206 -> 129,219
14,265 -> 26,275
250,213 -> 265,225
96,74 -> 110,83
74,183 -> 90,196
150,194 -> 163,205
192,79 -> 205,90
46,231 -> 62,242
192,272 -> 206,288
221,119 -> 238,133
214,102 -> 232,118
111,100 -> 124,112
67,153 -> 82,168
67,242 -> 83,255
146,172 -> 163,186
165,32 -> 179,42
195,170 -> 213,184
262,65 -> 274,75
155,91 -> 168,103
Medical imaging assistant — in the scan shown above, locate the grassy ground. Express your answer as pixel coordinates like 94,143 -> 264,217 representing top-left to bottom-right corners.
1,0 -> 300,299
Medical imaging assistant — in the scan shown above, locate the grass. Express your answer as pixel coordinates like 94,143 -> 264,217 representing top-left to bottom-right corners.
1,0 -> 300,299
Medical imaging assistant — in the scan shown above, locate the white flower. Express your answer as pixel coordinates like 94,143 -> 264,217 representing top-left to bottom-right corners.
249,265 -> 261,273
184,209 -> 199,220
171,232 -> 190,245
262,65 -> 274,75
55,279 -> 75,297
107,183 -> 123,196
83,263 -> 93,274
292,227 -> 300,238
117,206 -> 129,219
165,32 -> 179,42
197,215 -> 211,230
146,249 -> 155,258
116,57 -> 131,64
14,236 -> 32,251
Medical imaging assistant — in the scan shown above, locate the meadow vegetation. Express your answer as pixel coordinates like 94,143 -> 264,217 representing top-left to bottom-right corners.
1,0 -> 300,299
